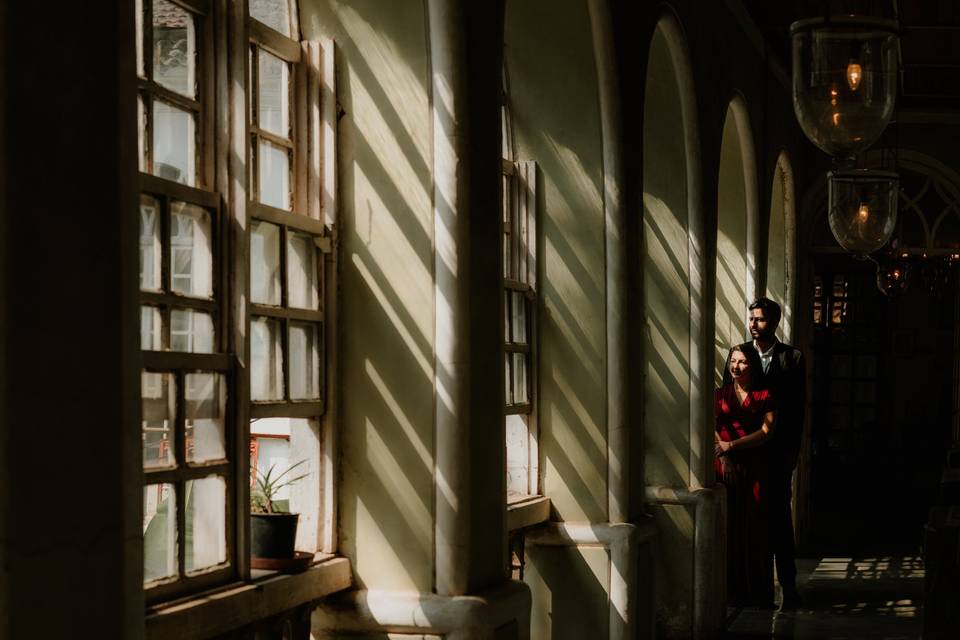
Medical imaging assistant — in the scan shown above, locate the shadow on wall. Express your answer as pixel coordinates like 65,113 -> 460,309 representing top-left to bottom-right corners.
506,0 -> 608,526
715,103 -> 753,385
322,1 -> 444,593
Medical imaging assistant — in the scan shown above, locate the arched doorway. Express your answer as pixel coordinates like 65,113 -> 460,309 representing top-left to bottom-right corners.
767,151 -> 797,342
641,12 -> 712,636
715,98 -> 759,384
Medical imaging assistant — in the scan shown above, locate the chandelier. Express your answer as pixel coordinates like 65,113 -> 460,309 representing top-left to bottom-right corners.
791,16 -> 899,158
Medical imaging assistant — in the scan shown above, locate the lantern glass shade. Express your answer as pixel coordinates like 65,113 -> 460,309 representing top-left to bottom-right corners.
876,257 -> 909,296
791,17 -> 898,157
828,169 -> 899,256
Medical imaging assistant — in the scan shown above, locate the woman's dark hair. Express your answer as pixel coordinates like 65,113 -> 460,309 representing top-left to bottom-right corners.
723,345 -> 767,389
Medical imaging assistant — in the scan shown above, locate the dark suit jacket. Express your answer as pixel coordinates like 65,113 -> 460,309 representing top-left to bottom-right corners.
723,340 -> 806,472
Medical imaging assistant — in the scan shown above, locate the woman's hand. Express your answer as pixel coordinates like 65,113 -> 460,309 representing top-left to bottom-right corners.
715,439 -> 734,457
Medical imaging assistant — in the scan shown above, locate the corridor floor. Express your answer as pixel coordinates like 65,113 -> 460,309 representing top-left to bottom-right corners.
723,556 -> 924,639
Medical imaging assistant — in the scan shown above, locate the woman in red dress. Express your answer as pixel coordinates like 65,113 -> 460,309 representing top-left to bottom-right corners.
715,345 -> 776,607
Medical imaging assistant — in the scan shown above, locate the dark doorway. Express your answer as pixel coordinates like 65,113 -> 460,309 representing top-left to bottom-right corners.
808,253 -> 955,555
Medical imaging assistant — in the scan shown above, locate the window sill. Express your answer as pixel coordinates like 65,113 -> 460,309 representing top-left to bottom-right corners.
507,495 -> 551,531
146,555 -> 351,640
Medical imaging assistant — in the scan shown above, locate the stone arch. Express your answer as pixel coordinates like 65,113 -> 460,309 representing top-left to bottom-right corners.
715,95 -> 760,384
641,10 -> 706,494
767,150 -> 797,342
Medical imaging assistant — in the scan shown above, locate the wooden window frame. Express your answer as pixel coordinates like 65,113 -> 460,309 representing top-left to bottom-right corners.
138,0 -> 216,189
140,0 -> 342,613
248,10 -> 306,215
139,0 -> 238,605
246,7 -> 338,557
502,160 -> 540,499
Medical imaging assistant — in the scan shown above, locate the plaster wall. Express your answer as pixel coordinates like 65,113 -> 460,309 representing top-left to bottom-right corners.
715,107 -> 750,383
768,157 -> 788,341
525,546 -> 611,640
641,24 -> 696,634
505,0 -> 612,637
642,23 -> 692,493
505,0 -> 607,525
301,0 -> 436,593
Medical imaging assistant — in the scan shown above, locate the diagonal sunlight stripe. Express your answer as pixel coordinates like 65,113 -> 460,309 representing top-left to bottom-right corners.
365,359 -> 432,470
365,418 -> 433,546
352,254 -> 433,381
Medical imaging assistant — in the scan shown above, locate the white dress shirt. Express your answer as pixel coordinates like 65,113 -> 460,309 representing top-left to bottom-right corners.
754,338 -> 778,373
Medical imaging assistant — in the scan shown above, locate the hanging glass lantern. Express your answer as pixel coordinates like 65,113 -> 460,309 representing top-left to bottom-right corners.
875,254 -> 909,297
791,17 -> 899,157
828,169 -> 899,257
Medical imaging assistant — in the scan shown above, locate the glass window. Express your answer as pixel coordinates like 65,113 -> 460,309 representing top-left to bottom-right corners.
142,372 -> 176,470
249,0 -> 292,36
143,483 -> 177,582
170,202 -> 213,299
252,317 -> 284,401
152,0 -> 196,98
185,373 -> 227,464
185,476 -> 227,573
287,233 -> 318,310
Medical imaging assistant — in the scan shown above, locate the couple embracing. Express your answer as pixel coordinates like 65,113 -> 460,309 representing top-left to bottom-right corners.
714,298 -> 806,610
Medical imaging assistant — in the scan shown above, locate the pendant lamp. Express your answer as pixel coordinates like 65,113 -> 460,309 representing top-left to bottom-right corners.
875,254 -> 909,297
791,17 -> 899,158
828,169 -> 899,257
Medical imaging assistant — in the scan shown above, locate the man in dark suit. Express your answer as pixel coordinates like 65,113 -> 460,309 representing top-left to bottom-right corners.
723,297 -> 806,609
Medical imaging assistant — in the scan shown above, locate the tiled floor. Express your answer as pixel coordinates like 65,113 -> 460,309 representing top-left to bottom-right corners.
723,556 -> 924,639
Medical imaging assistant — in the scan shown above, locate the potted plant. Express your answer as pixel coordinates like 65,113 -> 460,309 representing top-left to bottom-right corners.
251,459 -> 309,560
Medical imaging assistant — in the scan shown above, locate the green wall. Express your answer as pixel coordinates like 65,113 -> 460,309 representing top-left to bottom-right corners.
302,0 -> 436,592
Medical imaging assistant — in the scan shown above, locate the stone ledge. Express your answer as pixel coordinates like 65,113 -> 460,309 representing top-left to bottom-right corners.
146,556 -> 351,640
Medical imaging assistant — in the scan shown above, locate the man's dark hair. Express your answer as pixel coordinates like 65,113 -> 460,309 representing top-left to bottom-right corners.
749,297 -> 782,330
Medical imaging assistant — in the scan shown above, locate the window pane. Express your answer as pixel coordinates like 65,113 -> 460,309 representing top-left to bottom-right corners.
503,290 -> 511,339
251,316 -> 284,401
142,372 -> 176,469
506,413 -> 529,496
153,100 -> 196,186
170,201 -> 213,298
185,475 -> 227,573
289,322 -> 319,400
511,291 -> 527,344
171,308 -> 214,353
136,0 -> 145,78
512,352 -> 528,405
502,176 -> 511,278
140,195 -> 161,291
144,483 -> 177,583
258,140 -> 290,210
153,0 -> 196,98
249,0 -> 291,36
251,221 -> 281,305
251,419 -> 292,511
504,353 -> 512,404
138,95 -> 147,171
186,373 -> 226,464
250,418 -> 320,551
141,306 -> 162,351
258,50 -> 290,138
287,233 -> 318,310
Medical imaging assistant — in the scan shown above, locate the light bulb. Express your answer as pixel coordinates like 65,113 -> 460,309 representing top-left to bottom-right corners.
847,61 -> 863,90
858,204 -> 869,221
832,112 -> 841,126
